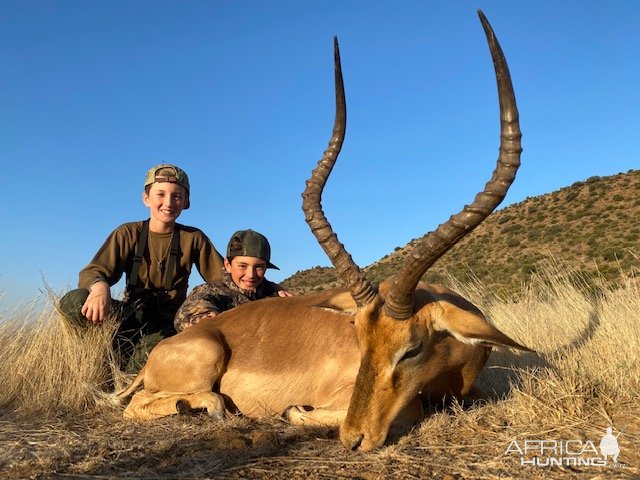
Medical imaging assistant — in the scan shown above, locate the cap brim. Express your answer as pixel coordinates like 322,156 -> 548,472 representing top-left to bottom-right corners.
267,261 -> 279,270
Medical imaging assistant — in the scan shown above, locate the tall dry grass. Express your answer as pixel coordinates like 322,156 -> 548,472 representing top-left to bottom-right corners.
0,289 -> 122,417
459,259 -> 640,404
419,259 -> 640,471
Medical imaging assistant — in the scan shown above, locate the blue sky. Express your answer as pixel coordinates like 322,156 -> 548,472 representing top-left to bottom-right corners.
2,1 -> 639,310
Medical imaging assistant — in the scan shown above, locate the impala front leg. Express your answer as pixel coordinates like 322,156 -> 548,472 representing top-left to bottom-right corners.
284,396 -> 423,429
283,405 -> 347,427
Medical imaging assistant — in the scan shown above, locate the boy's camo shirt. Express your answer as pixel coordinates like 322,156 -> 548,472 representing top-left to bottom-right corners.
173,273 -> 282,331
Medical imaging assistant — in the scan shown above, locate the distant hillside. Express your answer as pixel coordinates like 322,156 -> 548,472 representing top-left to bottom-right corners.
283,169 -> 640,296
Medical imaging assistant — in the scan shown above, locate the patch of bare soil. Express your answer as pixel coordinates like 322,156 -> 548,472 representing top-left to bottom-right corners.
1,406 -> 637,480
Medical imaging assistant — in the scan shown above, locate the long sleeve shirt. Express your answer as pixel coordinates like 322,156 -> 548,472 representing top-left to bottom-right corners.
78,221 -> 224,310
173,272 -> 282,331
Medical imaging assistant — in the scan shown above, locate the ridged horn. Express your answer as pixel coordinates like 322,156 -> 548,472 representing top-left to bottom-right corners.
384,10 -> 523,320
302,37 -> 377,307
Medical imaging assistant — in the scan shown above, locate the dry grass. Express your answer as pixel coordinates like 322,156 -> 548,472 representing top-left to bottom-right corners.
0,265 -> 638,479
0,288 -> 130,417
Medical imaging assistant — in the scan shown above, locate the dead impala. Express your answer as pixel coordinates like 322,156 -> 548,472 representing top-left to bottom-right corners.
116,10 -> 530,451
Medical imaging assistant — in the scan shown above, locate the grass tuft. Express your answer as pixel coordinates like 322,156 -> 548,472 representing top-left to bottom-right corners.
0,290 -> 122,418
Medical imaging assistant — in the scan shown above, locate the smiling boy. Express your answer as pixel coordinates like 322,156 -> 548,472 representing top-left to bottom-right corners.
174,229 -> 289,332
59,164 -> 225,371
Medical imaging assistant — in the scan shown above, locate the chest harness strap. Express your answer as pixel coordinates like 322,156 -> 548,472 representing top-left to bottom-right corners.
127,220 -> 180,292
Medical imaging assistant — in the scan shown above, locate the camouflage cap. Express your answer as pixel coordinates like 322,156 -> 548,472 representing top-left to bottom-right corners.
144,164 -> 190,209
227,229 -> 279,270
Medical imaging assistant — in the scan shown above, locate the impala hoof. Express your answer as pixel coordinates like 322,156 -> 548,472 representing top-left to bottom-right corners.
282,405 -> 314,423
281,405 -> 297,422
176,399 -> 202,416
207,410 -> 226,421
176,399 -> 224,420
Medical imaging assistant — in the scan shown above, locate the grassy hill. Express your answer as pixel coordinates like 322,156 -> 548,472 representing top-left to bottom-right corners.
283,169 -> 640,296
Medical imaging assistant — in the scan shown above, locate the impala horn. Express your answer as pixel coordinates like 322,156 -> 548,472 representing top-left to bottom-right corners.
302,37 -> 378,307
384,10 -> 522,319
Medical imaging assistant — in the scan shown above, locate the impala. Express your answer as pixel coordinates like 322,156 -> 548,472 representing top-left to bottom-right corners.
116,10 -> 529,451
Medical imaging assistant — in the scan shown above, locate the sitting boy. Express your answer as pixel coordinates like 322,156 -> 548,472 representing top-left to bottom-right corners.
59,164 -> 225,371
174,229 -> 289,332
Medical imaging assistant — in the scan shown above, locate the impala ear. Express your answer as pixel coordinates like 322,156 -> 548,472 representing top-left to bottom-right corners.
434,305 -> 533,352
312,291 -> 358,316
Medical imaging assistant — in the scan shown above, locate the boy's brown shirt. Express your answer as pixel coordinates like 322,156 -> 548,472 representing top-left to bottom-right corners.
78,221 -> 224,309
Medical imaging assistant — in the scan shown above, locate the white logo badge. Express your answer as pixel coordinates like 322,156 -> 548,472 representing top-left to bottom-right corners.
505,426 -> 627,468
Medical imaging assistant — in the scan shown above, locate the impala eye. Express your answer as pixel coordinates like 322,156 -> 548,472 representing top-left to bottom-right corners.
400,344 -> 422,362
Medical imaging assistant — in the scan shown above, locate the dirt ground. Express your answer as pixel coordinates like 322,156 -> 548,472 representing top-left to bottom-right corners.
1,405 -> 637,480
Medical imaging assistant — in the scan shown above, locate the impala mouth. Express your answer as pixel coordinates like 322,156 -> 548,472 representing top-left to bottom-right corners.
346,433 -> 363,451
342,431 -> 388,452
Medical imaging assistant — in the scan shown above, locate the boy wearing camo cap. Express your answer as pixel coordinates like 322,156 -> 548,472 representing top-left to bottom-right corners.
59,164 -> 225,371
174,229 -> 290,332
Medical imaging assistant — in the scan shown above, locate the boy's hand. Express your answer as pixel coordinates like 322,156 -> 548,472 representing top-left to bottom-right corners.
182,311 -> 217,330
277,290 -> 293,297
81,281 -> 112,324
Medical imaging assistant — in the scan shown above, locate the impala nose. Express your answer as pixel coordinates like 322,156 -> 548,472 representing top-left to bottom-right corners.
343,433 -> 364,451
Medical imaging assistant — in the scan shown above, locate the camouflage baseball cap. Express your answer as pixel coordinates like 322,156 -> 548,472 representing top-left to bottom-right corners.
144,164 -> 190,209
227,229 -> 279,270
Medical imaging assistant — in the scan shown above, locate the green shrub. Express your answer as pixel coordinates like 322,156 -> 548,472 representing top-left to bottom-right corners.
506,238 -> 520,248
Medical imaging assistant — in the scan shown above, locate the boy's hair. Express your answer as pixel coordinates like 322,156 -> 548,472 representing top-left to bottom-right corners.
226,230 -> 279,270
144,164 -> 191,209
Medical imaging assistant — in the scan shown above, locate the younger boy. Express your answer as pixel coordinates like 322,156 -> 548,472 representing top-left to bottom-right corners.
174,229 -> 288,331
59,164 -> 225,371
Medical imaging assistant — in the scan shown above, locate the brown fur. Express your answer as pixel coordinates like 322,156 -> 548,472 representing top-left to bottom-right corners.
116,282 -> 530,450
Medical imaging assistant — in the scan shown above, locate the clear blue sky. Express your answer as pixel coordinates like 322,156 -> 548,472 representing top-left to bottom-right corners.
2,1 -> 639,310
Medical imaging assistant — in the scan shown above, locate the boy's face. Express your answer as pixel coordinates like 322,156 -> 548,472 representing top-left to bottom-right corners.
143,182 -> 187,227
224,256 -> 267,292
